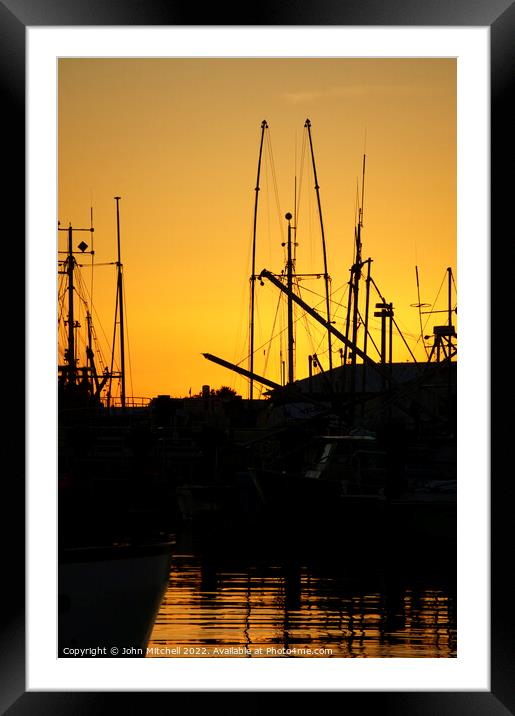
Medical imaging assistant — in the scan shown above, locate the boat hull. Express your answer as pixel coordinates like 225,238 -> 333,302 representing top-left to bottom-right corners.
58,541 -> 173,657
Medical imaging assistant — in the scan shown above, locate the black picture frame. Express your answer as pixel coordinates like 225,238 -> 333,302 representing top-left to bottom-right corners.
7,1 -> 510,712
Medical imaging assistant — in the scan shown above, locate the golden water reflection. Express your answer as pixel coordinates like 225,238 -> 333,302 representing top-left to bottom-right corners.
147,556 -> 456,658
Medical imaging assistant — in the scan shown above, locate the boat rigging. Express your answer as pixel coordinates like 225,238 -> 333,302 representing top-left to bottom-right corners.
204,119 -> 456,436
58,197 -> 130,410
246,119 -> 335,397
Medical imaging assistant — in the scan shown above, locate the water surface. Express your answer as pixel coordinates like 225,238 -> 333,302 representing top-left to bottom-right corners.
148,529 -> 456,658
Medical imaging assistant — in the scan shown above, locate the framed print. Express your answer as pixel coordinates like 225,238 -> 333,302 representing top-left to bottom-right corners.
6,0 -> 511,712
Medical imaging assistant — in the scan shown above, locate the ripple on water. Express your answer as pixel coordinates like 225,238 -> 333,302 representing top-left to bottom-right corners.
147,555 -> 456,658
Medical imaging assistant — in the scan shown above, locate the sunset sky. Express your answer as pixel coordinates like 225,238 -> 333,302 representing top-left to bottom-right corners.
58,58 -> 456,400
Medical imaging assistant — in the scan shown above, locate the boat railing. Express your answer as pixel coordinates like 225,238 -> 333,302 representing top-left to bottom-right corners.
108,396 -> 152,408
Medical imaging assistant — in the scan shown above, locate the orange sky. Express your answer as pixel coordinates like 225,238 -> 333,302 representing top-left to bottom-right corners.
58,58 -> 456,400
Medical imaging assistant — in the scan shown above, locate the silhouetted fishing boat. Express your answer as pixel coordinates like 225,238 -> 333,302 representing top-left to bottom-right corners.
201,119 -> 457,541
58,199 -> 176,655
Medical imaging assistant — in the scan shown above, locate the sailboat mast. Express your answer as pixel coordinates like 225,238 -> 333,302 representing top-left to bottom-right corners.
67,224 -> 76,381
59,220 -> 95,387
115,196 -> 126,409
285,212 -> 294,384
249,120 -> 268,400
350,155 -> 366,392
447,266 -> 453,358
305,119 -> 332,373
86,311 -> 93,373
361,257 -> 372,399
